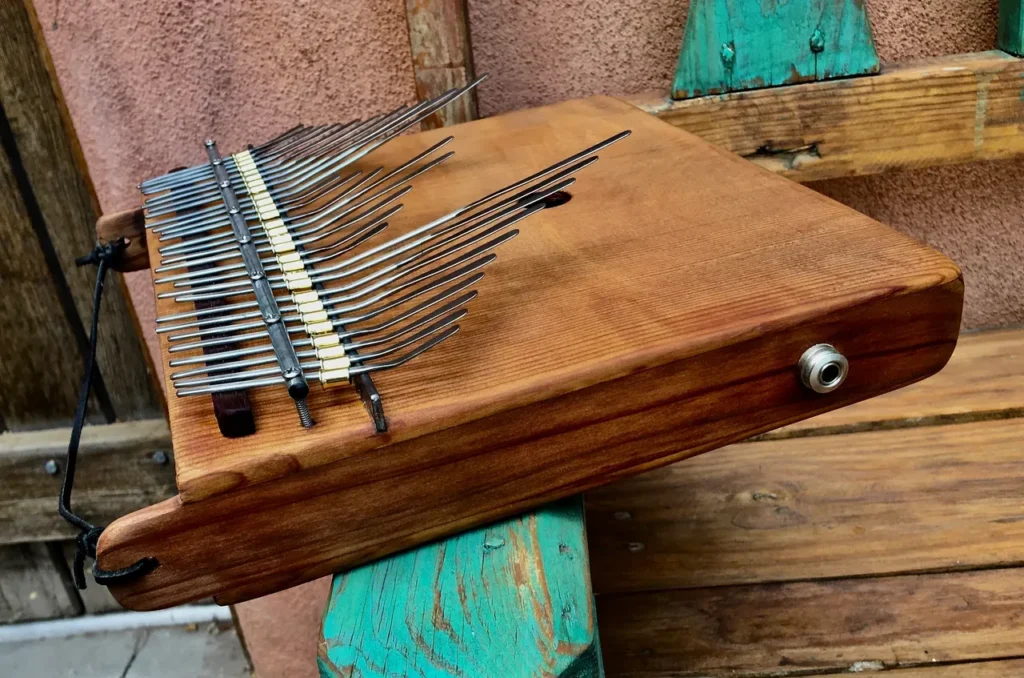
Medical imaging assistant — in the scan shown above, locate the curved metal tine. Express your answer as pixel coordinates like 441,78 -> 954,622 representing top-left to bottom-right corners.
166,253 -> 495,352
172,308 -> 467,387
156,176 -> 402,273
156,209 -> 395,287
169,289 -> 477,378
140,125 -> 324,195
158,140 -> 453,260
166,221 -> 515,340
176,324 -> 460,397
166,274 -> 480,367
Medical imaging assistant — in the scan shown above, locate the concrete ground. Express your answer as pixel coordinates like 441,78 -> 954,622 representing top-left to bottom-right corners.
0,622 -> 251,677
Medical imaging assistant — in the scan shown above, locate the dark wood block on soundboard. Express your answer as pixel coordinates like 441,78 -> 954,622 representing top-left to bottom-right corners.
98,96 -> 963,610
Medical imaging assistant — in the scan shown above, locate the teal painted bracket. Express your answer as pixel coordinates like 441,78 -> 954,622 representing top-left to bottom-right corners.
672,0 -> 881,100
318,497 -> 602,678
999,0 -> 1024,56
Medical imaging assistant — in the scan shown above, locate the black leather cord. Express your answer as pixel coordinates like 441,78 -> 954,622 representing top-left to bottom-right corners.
59,240 -> 157,589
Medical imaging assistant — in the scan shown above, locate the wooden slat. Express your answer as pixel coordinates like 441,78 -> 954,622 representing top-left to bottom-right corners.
404,0 -> 477,129
627,51 -> 1024,182
0,543 -> 81,623
0,419 -> 174,544
0,106 -> 104,430
587,418 -> 1024,595
599,569 -> 1024,677
0,0 -> 161,423
800,659 -> 1024,677
772,327 -> 1024,437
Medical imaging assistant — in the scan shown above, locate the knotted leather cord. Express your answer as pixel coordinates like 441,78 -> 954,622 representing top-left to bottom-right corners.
59,240 -> 157,589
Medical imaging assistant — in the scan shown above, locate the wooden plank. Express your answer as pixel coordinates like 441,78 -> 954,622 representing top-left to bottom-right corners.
587,419 -> 1024,595
630,51 -> 1024,182
0,542 -> 81,623
672,0 -> 879,99
773,327 -> 1024,437
404,0 -> 477,129
1000,0 -> 1024,57
598,569 -> 1024,677
103,96 -> 962,611
798,659 -> 1024,677
0,104 -> 105,430
0,0 -> 162,422
0,419 -> 174,544
318,498 -> 600,678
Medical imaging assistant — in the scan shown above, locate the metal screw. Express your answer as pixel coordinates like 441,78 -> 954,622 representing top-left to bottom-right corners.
720,42 -> 736,68
627,542 -> 645,553
810,29 -> 825,54
614,511 -> 632,521
44,459 -> 60,476
798,344 -> 849,394
295,399 -> 314,428
151,450 -> 169,465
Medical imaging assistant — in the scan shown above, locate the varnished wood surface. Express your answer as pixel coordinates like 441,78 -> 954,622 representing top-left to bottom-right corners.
587,418 -> 1024,595
599,568 -> 1024,677
631,51 -> 1024,182
100,96 -> 962,610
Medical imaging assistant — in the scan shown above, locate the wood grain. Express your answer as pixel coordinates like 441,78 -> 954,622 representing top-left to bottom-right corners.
587,418 -> 1024,595
0,419 -> 174,544
0,0 -> 161,422
598,569 -> 1024,677
0,543 -> 81,623
101,96 -> 961,610
772,327 -> 1024,437
404,0 -> 477,129
318,497 -> 599,678
633,51 -> 1024,182
796,659 -> 1024,677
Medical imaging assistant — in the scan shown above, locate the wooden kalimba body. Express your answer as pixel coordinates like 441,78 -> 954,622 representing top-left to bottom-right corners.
97,95 -> 962,610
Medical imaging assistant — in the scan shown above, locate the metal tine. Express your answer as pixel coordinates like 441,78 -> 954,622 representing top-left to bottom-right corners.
157,181 -> 407,272
139,123 -> 309,193
167,251 -> 498,353
175,325 -> 460,397
165,220 -> 522,343
155,204 -> 400,285
152,143 -> 595,325
170,290 -> 476,378
156,139 -> 453,260
166,224 -> 517,346
158,166 -> 573,301
172,307 -> 467,388
152,131 -> 450,242
140,124 -> 333,194
167,275 -> 480,367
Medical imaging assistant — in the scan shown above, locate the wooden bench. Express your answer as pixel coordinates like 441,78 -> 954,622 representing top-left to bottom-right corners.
319,327 -> 1024,676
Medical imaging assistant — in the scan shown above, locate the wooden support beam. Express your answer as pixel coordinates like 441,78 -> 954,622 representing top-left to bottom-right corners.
0,419 -> 173,544
404,0 -> 477,129
673,0 -> 879,99
630,51 -> 1024,182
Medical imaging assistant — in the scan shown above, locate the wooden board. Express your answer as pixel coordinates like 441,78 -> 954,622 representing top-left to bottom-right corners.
99,95 -> 962,610
318,498 -> 599,678
0,543 -> 81,623
587,418 -> 1024,595
632,51 -> 1024,182
598,568 -> 1024,677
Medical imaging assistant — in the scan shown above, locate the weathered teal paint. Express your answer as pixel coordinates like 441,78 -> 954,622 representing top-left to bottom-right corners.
672,0 -> 881,100
1000,0 -> 1024,56
318,497 -> 601,677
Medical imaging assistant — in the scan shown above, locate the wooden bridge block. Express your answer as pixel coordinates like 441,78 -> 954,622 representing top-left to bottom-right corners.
673,0 -> 880,100
318,497 -> 601,678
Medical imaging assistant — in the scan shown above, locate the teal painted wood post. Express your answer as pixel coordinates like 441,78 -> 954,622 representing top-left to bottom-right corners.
318,497 -> 602,678
1000,0 -> 1024,56
672,0 -> 880,100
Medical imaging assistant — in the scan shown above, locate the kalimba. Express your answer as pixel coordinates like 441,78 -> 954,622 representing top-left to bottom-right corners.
95,91 -> 963,611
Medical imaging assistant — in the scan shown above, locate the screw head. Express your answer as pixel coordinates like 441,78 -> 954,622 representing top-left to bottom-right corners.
720,42 -> 736,67
810,28 -> 826,53
44,459 -> 60,476
151,450 -> 169,465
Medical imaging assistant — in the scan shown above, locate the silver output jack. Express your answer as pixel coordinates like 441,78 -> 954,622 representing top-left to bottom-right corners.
798,344 -> 848,394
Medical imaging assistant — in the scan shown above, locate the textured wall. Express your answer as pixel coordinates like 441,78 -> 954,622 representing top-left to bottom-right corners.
31,1 -> 1023,676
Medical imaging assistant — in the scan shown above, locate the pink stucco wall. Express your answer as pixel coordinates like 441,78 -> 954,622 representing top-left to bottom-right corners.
31,1 -> 1023,676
